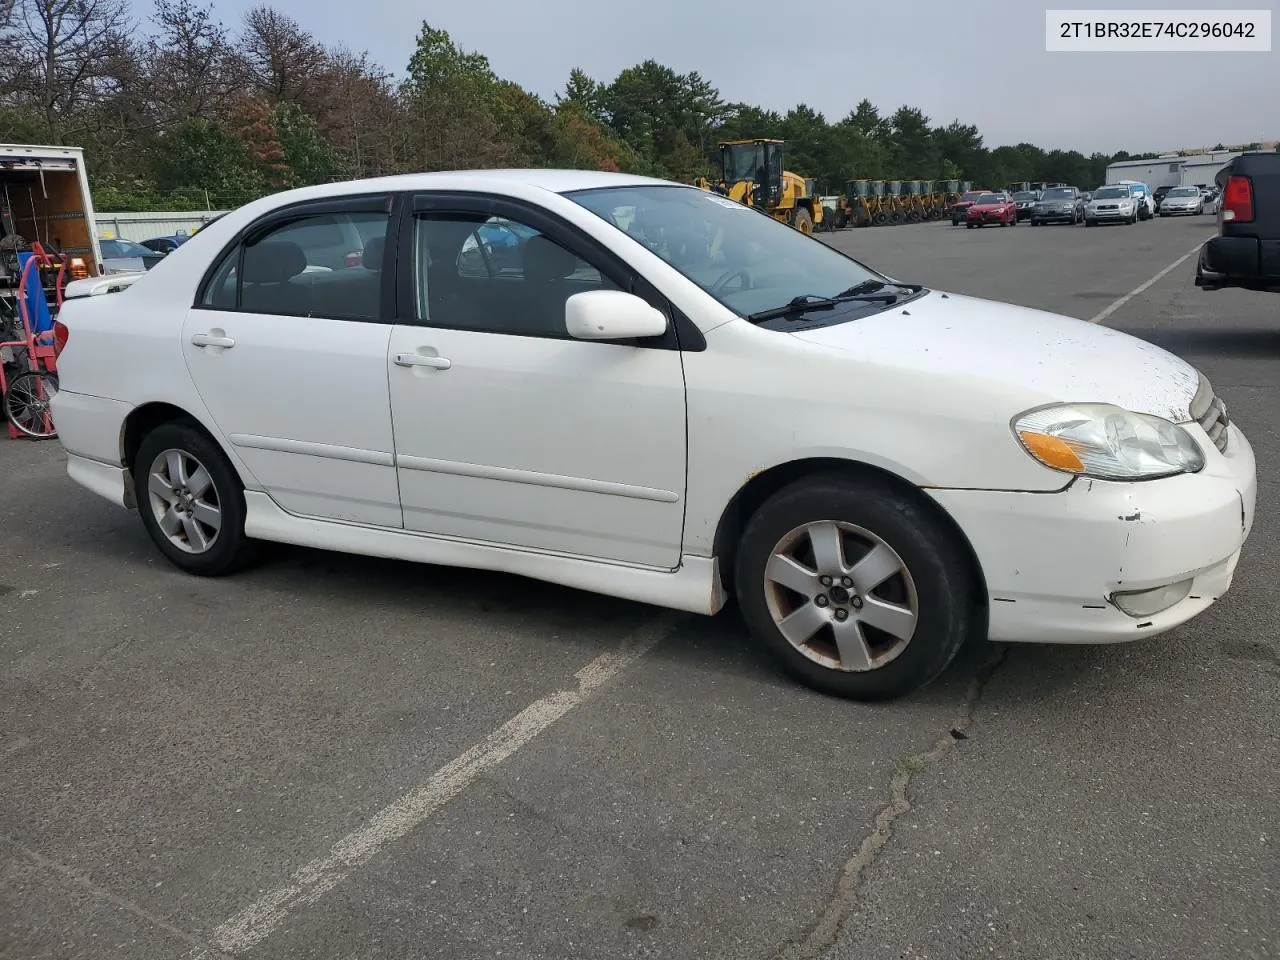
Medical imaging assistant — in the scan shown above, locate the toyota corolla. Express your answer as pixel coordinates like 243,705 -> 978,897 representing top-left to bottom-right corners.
47,170 -> 1257,701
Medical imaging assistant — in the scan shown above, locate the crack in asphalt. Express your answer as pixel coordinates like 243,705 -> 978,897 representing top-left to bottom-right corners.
5,837 -> 236,959
772,644 -> 1011,960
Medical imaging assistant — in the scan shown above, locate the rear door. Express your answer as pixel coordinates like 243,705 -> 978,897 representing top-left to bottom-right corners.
183,193 -> 403,527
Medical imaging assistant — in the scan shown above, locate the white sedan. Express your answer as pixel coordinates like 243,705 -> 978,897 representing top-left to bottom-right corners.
48,170 -> 1257,701
1159,186 -> 1206,216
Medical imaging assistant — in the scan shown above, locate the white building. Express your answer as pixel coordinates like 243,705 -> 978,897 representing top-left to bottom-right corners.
1104,151 -> 1242,189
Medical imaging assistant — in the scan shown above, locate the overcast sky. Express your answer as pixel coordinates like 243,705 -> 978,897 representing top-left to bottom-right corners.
202,0 -> 1277,155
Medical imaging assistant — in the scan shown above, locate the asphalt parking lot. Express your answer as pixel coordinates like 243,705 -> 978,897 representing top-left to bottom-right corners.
2,213 -> 1277,960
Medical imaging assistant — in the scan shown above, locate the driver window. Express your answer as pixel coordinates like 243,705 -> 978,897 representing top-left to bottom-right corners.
414,212 -> 620,337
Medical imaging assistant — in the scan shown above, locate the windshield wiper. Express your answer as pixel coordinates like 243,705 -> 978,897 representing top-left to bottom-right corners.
835,279 -> 888,297
746,294 -> 842,322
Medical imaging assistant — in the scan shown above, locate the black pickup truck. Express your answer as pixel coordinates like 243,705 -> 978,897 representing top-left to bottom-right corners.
1195,152 -> 1280,292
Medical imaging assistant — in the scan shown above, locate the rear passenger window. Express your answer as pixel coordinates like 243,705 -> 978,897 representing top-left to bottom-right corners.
199,208 -> 391,321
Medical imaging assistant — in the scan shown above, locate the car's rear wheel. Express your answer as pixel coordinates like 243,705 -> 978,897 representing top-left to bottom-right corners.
133,420 -> 258,576
734,475 -> 977,701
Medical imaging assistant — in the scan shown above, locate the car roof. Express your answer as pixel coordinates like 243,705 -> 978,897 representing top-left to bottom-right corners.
246,169 -> 675,208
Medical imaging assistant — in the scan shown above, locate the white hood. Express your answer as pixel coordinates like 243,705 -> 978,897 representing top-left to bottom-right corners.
787,290 -> 1201,422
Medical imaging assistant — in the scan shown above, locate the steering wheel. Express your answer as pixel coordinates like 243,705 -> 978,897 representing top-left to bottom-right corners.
710,267 -> 752,298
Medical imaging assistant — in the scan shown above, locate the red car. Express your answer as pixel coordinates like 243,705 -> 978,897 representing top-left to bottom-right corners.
949,189 -> 989,224
965,192 -> 1017,228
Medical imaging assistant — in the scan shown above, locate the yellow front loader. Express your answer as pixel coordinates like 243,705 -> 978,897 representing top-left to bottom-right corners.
697,139 -> 824,234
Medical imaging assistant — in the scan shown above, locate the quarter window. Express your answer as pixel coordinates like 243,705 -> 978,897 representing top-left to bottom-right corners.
413,213 -> 619,337
200,208 -> 391,321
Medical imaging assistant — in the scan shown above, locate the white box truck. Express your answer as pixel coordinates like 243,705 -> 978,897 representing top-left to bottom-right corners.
0,143 -> 105,283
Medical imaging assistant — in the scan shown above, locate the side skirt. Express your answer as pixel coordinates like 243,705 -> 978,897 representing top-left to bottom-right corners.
243,491 -> 727,616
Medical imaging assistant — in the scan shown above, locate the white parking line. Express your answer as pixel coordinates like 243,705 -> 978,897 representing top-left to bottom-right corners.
187,614 -> 679,958
1089,236 -> 1214,324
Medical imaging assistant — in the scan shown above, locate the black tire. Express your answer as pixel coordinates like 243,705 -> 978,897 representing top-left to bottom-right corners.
966,222 -> 974,229
132,419 -> 258,577
791,206 -> 813,234
733,474 -> 977,701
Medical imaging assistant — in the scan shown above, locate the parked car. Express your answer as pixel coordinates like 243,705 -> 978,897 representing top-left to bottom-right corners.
98,237 -> 167,274
1011,190 -> 1038,221
1030,185 -> 1085,225
1085,185 -> 1138,226
1119,181 -> 1156,220
48,170 -> 1257,701
965,192 -> 1017,227
949,189 -> 989,225
141,233 -> 189,255
1195,151 -> 1280,292
1158,186 -> 1205,216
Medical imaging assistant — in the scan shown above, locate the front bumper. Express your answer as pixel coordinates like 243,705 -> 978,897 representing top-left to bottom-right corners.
1088,207 -> 1132,221
967,212 -> 1009,225
928,422 -> 1257,645
1161,204 -> 1200,215
1033,207 -> 1077,222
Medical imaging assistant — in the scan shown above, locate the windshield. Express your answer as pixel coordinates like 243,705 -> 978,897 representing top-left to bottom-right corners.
1040,187 -> 1075,200
1093,187 -> 1128,199
565,184 -> 887,318
976,193 -> 1001,204
1013,191 -> 1036,201
723,143 -> 771,184
1168,187 -> 1199,197
101,238 -> 152,258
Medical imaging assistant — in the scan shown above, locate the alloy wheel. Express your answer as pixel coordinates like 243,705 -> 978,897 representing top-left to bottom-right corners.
762,520 -> 919,672
146,448 -> 222,554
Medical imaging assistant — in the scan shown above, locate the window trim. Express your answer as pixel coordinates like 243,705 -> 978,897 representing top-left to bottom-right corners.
396,191 -> 705,352
193,192 -> 401,325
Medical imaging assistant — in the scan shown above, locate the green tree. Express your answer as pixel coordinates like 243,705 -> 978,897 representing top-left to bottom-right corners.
272,100 -> 340,184
557,67 -> 603,123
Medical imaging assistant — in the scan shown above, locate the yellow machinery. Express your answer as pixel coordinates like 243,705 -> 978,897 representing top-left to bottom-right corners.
917,180 -> 945,220
837,180 -> 874,228
901,181 -> 928,222
698,139 -> 824,234
867,181 -> 890,225
884,181 -> 907,224
935,178 -> 961,215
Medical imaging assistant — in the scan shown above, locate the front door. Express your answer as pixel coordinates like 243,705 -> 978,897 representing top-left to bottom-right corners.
386,193 -> 688,568
182,194 -> 403,528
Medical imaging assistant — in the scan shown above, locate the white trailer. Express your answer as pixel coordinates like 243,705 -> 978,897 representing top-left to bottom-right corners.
0,143 -> 104,281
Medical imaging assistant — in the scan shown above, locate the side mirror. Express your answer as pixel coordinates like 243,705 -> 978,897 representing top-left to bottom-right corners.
565,289 -> 668,341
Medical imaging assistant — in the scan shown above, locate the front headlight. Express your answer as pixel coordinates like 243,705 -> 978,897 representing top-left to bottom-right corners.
1013,403 -> 1205,480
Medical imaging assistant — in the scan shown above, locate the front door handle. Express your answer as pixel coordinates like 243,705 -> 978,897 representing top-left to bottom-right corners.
191,333 -> 235,348
394,353 -> 451,370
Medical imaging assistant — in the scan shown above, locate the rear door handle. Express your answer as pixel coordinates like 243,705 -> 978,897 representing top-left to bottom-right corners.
394,353 -> 451,370
191,333 -> 235,348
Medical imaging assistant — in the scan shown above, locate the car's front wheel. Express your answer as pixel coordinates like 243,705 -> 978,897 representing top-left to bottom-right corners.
133,420 -> 258,576
734,475 -> 977,701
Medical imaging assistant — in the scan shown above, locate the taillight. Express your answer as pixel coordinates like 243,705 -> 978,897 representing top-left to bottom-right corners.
1222,175 -> 1253,223
53,320 -> 69,358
